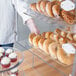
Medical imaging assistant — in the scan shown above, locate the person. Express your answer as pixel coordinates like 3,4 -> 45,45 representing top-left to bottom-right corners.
0,0 -> 40,47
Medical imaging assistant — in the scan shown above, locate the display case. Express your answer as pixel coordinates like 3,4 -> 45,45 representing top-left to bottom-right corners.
16,0 -> 76,76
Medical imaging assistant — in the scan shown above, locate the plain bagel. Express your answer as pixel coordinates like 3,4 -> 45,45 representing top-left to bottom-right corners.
57,46 -> 74,65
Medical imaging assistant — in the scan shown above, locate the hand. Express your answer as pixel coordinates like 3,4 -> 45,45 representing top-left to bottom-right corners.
27,18 -> 40,34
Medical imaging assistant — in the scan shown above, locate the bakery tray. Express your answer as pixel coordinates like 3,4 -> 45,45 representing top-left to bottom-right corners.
16,40 -> 76,76
24,0 -> 76,27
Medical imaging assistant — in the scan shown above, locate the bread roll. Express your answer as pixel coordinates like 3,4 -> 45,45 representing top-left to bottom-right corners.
53,34 -> 59,42
48,42 -> 58,59
54,28 -> 61,34
61,31 -> 67,37
30,3 -> 38,12
41,32 -> 46,37
73,34 -> 76,41
67,38 -> 75,44
29,33 -> 36,44
43,39 -> 53,54
50,32 -> 54,40
45,32 -> 52,39
46,2 -> 54,17
33,35 -> 42,47
57,46 -> 74,65
40,1 -> 49,15
67,33 -> 73,41
36,1 -> 43,13
54,1 -> 61,5
61,10 -> 75,24
59,37 -> 67,44
70,10 -> 75,15
38,37 -> 46,50
52,5 -> 60,17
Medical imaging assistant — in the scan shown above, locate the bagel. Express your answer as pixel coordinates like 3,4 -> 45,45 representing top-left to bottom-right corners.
33,35 -> 42,47
43,39 -> 53,54
38,37 -> 46,50
45,32 -> 53,39
30,3 -> 38,12
73,34 -> 76,41
41,32 -> 46,37
53,34 -> 59,42
57,46 -> 74,65
36,1 -> 43,13
61,31 -> 67,37
59,37 -> 67,44
67,38 -> 75,44
29,33 -> 36,44
54,28 -> 61,34
67,33 -> 73,41
54,1 -> 61,5
61,10 -> 75,24
40,1 -> 49,15
48,42 -> 58,59
50,32 -> 54,40
52,5 -> 60,17
46,2 -> 54,17
70,10 -> 75,15
66,17 -> 74,25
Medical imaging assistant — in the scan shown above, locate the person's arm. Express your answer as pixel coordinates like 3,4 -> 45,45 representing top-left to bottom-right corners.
12,0 -> 40,34
27,18 -> 40,34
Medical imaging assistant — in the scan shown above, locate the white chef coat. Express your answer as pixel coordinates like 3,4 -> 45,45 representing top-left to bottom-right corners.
0,0 -> 31,45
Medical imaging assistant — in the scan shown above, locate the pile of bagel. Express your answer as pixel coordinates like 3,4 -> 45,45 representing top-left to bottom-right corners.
29,28 -> 76,65
30,0 -> 75,25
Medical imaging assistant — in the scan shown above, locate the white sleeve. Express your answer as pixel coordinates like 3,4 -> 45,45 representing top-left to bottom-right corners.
12,0 -> 32,23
